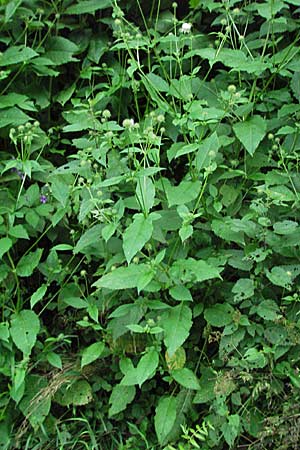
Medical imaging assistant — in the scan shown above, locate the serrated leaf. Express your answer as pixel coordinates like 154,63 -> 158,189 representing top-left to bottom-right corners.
256,300 -> 280,321
74,225 -> 103,254
171,368 -> 200,390
154,396 -> 177,445
0,46 -> 38,66
233,116 -> 266,156
64,0 -> 112,14
30,284 -> 47,309
121,348 -> 159,387
169,285 -> 193,301
166,181 -> 200,206
291,72 -> 300,101
136,176 -> 155,213
123,214 -> 153,263
146,72 -> 169,92
0,237 -> 12,259
10,310 -> 40,356
0,107 -> 31,128
221,414 -> 240,448
60,380 -> 92,406
109,384 -> 136,417
44,37 -> 79,65
204,303 -> 234,327
195,132 -> 220,171
93,263 -> 150,290
16,248 -> 43,277
161,304 -> 192,356
81,342 -> 105,368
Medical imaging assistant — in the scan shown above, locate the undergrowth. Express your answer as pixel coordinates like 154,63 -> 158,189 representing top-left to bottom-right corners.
0,0 -> 300,449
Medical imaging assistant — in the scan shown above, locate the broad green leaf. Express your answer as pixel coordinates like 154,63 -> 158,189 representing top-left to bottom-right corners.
233,116 -> 266,156
161,304 -> 192,356
16,248 -> 43,277
81,342 -> 105,368
123,214 -> 153,263
121,348 -> 159,387
47,352 -> 62,369
93,264 -> 150,290
109,384 -> 136,417
244,348 -> 267,368
136,176 -> 155,213
0,323 -> 9,342
221,414 -> 240,448
273,220 -> 298,235
0,106 -> 31,128
146,73 -> 169,92
256,1 -> 285,19
171,368 -> 200,390
59,380 -> 92,406
0,46 -> 38,66
5,0 -> 22,23
166,180 -> 200,207
0,237 -> 12,259
266,266 -> 298,289
170,258 -> 222,284
50,176 -> 70,207
195,132 -> 220,171
64,0 -> 112,14
74,224 -> 103,254
232,278 -> 254,303
256,300 -> 280,321
291,72 -> 300,101
10,310 -> 40,356
44,37 -> 79,65
154,396 -> 177,445
8,225 -> 29,239
193,367 -> 216,404
169,285 -> 193,301
30,284 -> 47,309
204,303 -> 234,327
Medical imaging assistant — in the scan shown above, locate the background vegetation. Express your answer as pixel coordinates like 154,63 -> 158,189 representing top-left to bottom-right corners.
0,0 -> 300,448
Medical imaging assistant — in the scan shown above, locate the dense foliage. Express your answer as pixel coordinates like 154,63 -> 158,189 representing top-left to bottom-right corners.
0,0 -> 300,448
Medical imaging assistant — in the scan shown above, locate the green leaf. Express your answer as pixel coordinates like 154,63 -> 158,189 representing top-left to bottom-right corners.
232,278 -> 254,303
8,225 -> 29,239
93,263 -> 151,290
50,176 -> 70,207
233,116 -> 266,156
273,220 -> 298,235
0,237 -> 12,259
169,285 -> 193,301
146,73 -> 169,92
123,214 -> 153,263
204,303 -> 234,327
291,72 -> 300,101
161,304 -> 193,356
0,107 -> 31,128
19,376 -> 51,428
166,180 -> 200,206
0,46 -> 38,66
121,348 -> 159,387
109,384 -> 136,417
47,351 -> 62,369
154,396 -> 177,445
60,380 -> 92,406
30,284 -> 47,309
136,176 -> 155,213
171,368 -> 200,390
74,225 -> 103,254
195,132 -> 220,171
64,0 -> 112,14
221,414 -> 240,448
81,342 -> 105,368
10,310 -> 40,356
16,248 -> 43,277
44,37 -> 79,65
170,258 -> 222,284
256,300 -> 280,321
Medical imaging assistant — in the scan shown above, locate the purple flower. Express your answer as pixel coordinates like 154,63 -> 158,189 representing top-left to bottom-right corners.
40,195 -> 47,204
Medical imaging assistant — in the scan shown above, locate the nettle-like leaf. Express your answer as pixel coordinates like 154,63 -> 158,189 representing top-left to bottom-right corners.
10,310 -> 40,356
233,116 -> 266,156
171,368 -> 200,390
161,304 -> 192,356
109,384 -> 136,417
58,380 -> 93,406
16,248 -> 43,277
93,263 -> 154,291
64,0 -> 112,14
154,396 -> 177,445
81,342 -> 105,368
0,46 -> 38,66
123,213 -> 154,263
204,303 -> 235,327
165,180 -> 200,206
136,176 -> 155,213
44,36 -> 79,65
121,347 -> 159,387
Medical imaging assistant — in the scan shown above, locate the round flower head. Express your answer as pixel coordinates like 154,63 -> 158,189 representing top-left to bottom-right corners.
122,118 -> 135,129
181,22 -> 192,34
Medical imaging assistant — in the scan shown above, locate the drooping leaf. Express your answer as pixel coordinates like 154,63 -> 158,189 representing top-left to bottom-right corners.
154,396 -> 177,445
121,348 -> 159,387
123,213 -> 153,263
136,176 -> 155,213
16,248 -> 43,277
165,180 -> 200,207
161,304 -> 192,356
233,116 -> 266,156
109,384 -> 136,417
0,46 -> 38,66
59,380 -> 92,406
0,237 -> 12,259
74,225 -> 103,254
10,310 -> 40,356
204,303 -> 234,327
30,284 -> 47,309
44,37 -> 79,65
195,132 -> 220,171
64,0 -> 112,15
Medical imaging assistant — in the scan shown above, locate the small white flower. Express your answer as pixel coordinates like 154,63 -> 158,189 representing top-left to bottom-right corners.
180,22 -> 192,34
122,118 -> 135,129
